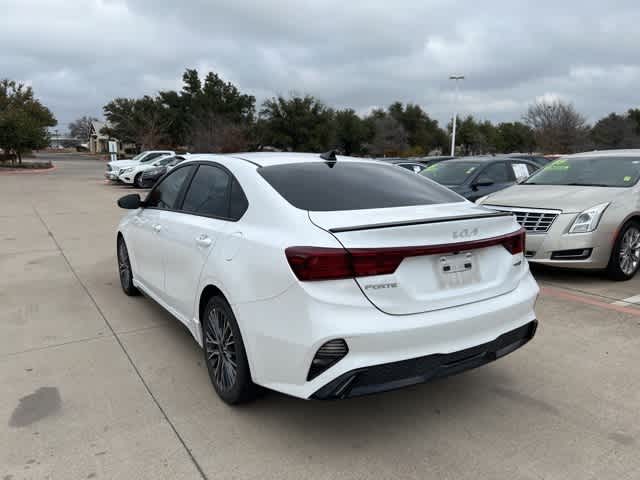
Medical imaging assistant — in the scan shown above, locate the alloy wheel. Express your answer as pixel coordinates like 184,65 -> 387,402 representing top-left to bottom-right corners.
118,240 -> 131,289
619,227 -> 640,276
205,307 -> 237,392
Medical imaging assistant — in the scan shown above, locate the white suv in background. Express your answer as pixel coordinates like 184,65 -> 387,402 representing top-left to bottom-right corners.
118,154 -> 182,187
115,152 -> 539,404
105,150 -> 175,181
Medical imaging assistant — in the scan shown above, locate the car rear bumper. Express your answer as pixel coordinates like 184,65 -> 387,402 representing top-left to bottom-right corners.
312,320 -> 537,399
234,270 -> 539,399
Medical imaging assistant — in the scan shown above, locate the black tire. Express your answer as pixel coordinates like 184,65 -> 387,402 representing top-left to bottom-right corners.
202,296 -> 259,404
133,173 -> 143,189
117,236 -> 140,296
606,220 -> 640,281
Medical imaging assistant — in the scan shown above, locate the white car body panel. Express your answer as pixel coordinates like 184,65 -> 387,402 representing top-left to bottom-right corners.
118,153 -> 539,400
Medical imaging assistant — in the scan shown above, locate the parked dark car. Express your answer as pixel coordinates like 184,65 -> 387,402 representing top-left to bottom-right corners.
382,158 -> 428,173
421,156 -> 541,201
382,156 -> 456,173
414,155 -> 456,167
503,153 -> 551,166
139,155 -> 188,188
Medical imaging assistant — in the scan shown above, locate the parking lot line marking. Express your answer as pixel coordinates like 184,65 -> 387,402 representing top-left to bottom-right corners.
541,286 -> 640,317
31,206 -> 209,480
611,294 -> 640,306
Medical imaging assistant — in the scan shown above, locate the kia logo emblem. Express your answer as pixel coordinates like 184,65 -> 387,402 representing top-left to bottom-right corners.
453,228 -> 479,239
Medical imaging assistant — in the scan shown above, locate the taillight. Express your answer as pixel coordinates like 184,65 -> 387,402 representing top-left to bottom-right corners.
502,228 -> 525,255
285,247 -> 354,281
286,228 -> 526,281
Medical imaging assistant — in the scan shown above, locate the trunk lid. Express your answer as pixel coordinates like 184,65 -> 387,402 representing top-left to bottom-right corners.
309,203 -> 524,315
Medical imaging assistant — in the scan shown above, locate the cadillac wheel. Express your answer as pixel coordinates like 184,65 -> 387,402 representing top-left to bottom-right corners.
608,221 -> 640,280
202,296 -> 258,404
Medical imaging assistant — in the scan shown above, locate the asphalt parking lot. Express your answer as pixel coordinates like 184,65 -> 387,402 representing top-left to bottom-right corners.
2,154 -> 640,480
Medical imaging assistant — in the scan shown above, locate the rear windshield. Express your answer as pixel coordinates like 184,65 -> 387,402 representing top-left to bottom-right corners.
524,156 -> 640,187
258,162 -> 463,211
421,161 -> 481,185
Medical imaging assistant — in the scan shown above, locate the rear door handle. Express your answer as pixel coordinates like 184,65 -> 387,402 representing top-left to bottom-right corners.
195,235 -> 212,248
153,224 -> 162,233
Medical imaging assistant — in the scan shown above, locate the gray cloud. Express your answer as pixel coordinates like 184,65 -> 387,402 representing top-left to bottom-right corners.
3,0 -> 639,131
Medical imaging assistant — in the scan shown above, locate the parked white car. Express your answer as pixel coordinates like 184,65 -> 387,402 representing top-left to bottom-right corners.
118,154 -> 179,187
105,150 -> 175,181
116,152 -> 539,404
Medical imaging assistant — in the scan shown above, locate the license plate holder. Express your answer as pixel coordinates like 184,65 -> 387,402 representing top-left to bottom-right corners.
440,252 -> 473,274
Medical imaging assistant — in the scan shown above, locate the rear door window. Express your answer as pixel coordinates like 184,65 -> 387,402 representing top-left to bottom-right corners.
259,161 -> 462,211
182,165 -> 231,218
483,162 -> 514,183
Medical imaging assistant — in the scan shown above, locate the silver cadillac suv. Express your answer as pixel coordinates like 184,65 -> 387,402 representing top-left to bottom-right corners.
478,150 -> 640,280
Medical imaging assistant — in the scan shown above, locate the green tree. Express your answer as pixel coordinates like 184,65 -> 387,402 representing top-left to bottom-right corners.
495,122 -> 535,153
627,108 -> 640,136
590,113 -> 640,149
103,96 -> 168,149
187,70 -> 256,152
388,102 -> 447,154
449,115 -> 487,155
259,94 -> 334,151
157,90 -> 189,147
333,109 -> 368,155
0,79 -> 57,164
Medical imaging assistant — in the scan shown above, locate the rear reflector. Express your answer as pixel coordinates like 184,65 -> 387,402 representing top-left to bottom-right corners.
307,339 -> 349,380
286,228 -> 525,281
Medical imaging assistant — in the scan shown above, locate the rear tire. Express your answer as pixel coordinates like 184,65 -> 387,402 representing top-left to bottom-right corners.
202,296 -> 260,404
117,236 -> 139,295
606,220 -> 640,281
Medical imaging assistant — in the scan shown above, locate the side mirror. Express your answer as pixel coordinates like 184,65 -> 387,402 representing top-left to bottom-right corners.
118,193 -> 142,209
473,176 -> 494,188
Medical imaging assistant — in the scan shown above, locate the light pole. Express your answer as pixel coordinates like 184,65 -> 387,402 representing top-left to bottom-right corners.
449,75 -> 464,156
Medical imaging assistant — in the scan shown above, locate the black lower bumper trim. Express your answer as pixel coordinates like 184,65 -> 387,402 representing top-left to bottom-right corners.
311,320 -> 537,400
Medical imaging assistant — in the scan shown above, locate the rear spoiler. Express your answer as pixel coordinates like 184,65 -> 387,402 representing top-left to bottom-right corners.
329,211 -> 513,233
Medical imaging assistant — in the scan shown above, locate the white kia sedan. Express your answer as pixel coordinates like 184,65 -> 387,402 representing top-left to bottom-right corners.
116,152 -> 539,404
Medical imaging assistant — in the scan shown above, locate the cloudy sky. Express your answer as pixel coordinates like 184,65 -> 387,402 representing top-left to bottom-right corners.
3,0 -> 639,131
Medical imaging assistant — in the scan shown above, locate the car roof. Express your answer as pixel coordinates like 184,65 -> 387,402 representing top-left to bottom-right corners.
441,156 -> 510,164
383,159 -> 424,164
567,149 -> 640,158
182,152 -> 382,168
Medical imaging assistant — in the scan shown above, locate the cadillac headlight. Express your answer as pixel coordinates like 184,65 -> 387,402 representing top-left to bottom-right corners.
568,203 -> 610,234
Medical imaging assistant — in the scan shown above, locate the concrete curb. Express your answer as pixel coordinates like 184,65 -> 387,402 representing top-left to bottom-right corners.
0,164 -> 57,175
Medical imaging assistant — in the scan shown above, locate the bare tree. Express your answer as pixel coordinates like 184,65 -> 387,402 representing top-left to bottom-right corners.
69,116 -> 98,140
369,115 -> 408,156
523,99 -> 589,153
